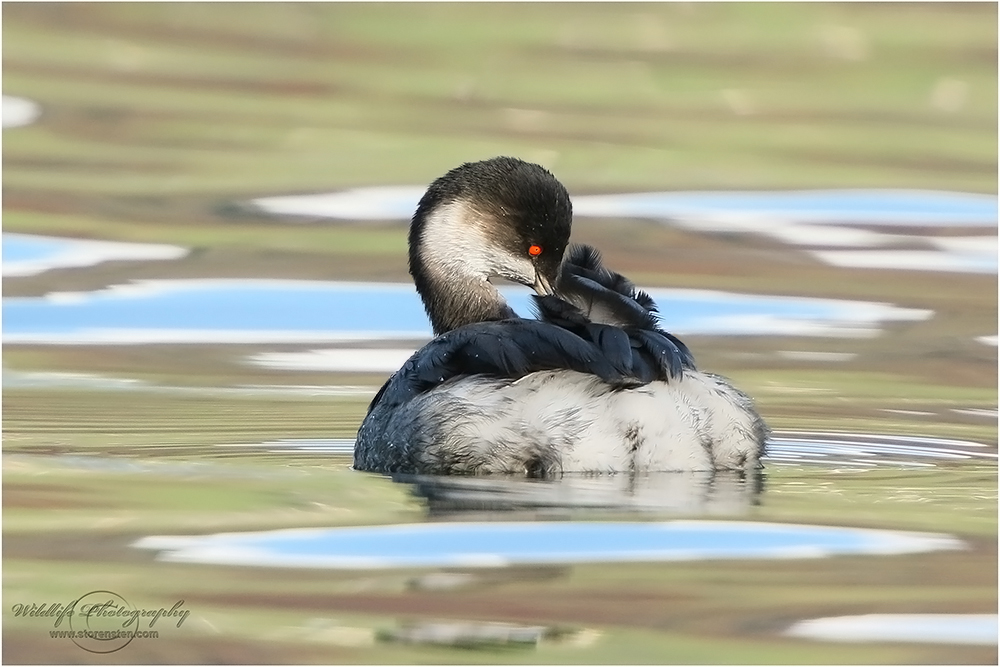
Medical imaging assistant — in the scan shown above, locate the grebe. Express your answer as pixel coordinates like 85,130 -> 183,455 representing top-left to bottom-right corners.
354,157 -> 767,475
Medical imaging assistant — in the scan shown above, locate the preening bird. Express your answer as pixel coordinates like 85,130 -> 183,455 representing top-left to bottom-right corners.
354,157 -> 767,476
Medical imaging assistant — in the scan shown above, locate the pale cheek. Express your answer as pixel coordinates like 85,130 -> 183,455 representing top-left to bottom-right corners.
488,254 -> 535,284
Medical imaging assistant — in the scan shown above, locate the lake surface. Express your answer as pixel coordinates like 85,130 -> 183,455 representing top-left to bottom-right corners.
3,222 -> 994,663
1,95 -> 40,129
4,10 -> 995,660
134,520 -> 963,569
135,430 -> 995,568
252,187 -> 999,274
253,187 -> 998,226
2,232 -> 187,277
785,614 -> 997,646
2,278 -> 930,343
215,431 -> 998,467
3,233 -> 934,346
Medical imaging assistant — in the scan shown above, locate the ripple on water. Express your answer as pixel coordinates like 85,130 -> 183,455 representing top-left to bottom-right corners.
217,431 -> 996,469
764,431 -> 997,468
218,438 -> 357,455
206,432 -> 995,515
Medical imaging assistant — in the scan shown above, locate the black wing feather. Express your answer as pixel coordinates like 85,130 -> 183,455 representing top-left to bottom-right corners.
366,243 -> 695,417
556,245 -> 662,328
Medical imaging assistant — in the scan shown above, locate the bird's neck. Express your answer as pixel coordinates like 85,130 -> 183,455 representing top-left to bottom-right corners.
414,269 -> 515,335
410,200 -> 516,335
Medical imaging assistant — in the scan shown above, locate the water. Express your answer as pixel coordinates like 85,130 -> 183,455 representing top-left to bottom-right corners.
764,432 -> 997,468
133,521 -> 963,569
4,25 -> 995,662
2,232 -> 187,277
253,187 -> 998,226
2,240 -> 932,345
3,234 -> 68,263
2,279 -> 929,343
572,190 -> 998,227
785,614 -> 998,646
252,187 -> 998,274
1,95 -> 40,129
4,224 -> 994,662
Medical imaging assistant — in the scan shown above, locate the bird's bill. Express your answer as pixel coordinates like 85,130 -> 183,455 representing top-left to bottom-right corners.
532,270 -> 555,297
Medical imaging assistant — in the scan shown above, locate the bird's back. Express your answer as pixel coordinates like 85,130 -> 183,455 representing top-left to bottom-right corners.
354,244 -> 766,475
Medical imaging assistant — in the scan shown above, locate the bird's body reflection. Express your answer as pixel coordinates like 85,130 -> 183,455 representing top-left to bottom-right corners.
397,469 -> 764,519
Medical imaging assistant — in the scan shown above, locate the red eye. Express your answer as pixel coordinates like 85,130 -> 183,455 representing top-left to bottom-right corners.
528,244 -> 543,257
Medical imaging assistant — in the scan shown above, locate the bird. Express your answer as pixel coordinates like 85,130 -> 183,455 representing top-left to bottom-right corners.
354,156 -> 767,476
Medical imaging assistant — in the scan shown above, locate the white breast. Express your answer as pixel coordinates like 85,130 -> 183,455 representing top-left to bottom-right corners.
402,369 -> 765,474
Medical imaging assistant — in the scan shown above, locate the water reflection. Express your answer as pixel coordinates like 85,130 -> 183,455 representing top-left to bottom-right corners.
253,187 -> 998,226
252,187 -> 999,274
785,613 -> 998,646
397,470 -> 763,518
392,431 -> 996,517
134,518 -> 962,569
2,232 -> 186,277
1,95 -> 41,129
3,274 -> 930,344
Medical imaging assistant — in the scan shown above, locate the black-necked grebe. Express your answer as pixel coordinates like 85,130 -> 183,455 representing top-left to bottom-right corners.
354,157 -> 767,475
